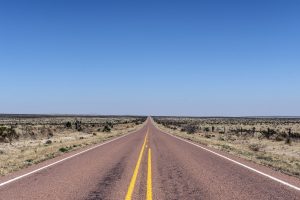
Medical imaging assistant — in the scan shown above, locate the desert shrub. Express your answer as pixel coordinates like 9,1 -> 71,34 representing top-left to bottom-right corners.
181,125 -> 197,134
248,143 -> 264,152
0,126 -> 19,144
75,120 -> 82,131
256,155 -> 273,161
132,118 -> 146,125
285,136 -> 292,145
218,136 -> 225,141
275,135 -> 284,141
103,125 -> 111,132
59,146 -> 72,153
289,132 -> 300,139
45,140 -> 52,145
204,127 -> 210,132
41,127 -> 54,138
106,122 -> 113,128
59,147 -> 68,152
220,144 -> 234,151
0,127 -> 6,142
65,121 -> 72,128
261,128 -> 277,139
48,130 -> 54,138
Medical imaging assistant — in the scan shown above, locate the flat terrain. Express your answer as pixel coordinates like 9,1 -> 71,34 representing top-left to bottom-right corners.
154,117 -> 300,178
0,116 -> 145,175
0,118 -> 299,199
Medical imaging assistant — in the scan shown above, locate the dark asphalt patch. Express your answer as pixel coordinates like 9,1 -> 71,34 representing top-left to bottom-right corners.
85,157 -> 126,200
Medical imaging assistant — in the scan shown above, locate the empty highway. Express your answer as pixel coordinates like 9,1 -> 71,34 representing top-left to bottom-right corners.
0,118 -> 299,200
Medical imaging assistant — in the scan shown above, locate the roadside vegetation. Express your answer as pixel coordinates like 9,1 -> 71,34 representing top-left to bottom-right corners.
0,116 -> 146,176
153,117 -> 300,178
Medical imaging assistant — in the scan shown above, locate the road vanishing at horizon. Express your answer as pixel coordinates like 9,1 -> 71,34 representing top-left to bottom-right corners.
0,118 -> 299,200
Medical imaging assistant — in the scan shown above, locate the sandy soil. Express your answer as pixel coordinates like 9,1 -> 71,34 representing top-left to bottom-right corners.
153,117 -> 300,178
0,116 -> 146,175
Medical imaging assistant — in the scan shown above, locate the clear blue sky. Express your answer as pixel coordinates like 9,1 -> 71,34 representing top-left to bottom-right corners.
0,0 -> 299,116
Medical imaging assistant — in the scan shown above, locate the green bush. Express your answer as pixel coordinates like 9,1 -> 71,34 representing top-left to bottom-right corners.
103,125 -> 111,132
0,126 -> 18,144
261,128 -> 277,139
204,127 -> 210,132
59,146 -> 72,153
181,125 -> 197,134
106,122 -> 113,128
65,121 -> 72,128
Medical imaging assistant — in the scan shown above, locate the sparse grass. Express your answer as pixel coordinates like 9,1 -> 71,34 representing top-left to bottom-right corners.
153,117 -> 300,178
248,143 -> 265,152
59,147 -> 71,153
0,116 -> 146,176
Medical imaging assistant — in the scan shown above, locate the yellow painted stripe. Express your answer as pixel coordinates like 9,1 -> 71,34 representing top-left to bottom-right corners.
147,148 -> 152,200
125,132 -> 148,200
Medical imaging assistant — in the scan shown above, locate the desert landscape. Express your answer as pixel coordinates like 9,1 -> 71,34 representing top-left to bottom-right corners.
0,115 -> 146,176
1,1 -> 300,199
153,117 -> 300,178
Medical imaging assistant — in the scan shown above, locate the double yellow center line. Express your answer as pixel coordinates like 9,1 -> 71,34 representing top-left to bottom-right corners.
125,129 -> 152,200
147,148 -> 152,200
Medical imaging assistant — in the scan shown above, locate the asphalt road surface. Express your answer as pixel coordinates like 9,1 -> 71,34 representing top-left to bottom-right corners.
0,118 -> 299,200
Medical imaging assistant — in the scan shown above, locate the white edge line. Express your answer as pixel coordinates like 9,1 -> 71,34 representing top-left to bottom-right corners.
0,125 -> 145,188
160,128 -> 300,191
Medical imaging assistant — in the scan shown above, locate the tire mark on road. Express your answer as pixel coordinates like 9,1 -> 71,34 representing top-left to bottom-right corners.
85,157 -> 127,200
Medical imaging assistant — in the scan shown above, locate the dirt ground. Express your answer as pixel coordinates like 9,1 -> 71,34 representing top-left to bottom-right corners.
153,117 -> 300,178
0,116 -> 146,176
